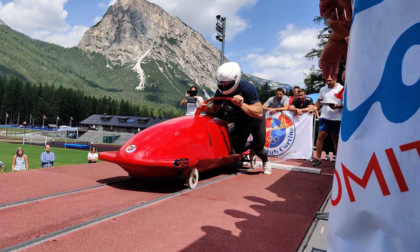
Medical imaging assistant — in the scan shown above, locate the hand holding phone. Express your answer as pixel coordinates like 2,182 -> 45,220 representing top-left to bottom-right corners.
188,90 -> 197,96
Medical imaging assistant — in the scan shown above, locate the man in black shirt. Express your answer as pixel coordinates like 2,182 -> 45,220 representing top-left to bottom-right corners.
201,62 -> 271,175
288,89 -> 314,116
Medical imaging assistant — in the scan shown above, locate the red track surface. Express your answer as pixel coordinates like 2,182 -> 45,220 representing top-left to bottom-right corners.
0,157 -> 334,252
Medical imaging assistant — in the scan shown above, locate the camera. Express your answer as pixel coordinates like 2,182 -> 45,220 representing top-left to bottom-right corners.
187,90 -> 197,96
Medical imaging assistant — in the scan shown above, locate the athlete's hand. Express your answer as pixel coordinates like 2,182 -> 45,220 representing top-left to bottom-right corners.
199,104 -> 208,113
232,95 -> 244,107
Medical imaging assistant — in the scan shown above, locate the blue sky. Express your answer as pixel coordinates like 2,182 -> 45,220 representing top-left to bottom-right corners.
0,0 -> 321,86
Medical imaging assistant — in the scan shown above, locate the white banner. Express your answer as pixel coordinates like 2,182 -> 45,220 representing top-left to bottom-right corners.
327,1 -> 420,252
264,111 -> 313,160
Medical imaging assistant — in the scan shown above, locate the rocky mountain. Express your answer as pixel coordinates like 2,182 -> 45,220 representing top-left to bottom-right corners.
78,0 -> 222,96
0,1 -> 287,115
244,74 -> 293,92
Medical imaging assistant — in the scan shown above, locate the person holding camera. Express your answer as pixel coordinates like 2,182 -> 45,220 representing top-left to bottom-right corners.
180,86 -> 204,115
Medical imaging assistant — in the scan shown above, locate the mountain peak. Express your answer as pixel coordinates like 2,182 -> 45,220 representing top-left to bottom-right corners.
78,0 -> 221,92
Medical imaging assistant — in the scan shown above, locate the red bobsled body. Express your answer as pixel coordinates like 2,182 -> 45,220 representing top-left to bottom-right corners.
99,113 -> 242,178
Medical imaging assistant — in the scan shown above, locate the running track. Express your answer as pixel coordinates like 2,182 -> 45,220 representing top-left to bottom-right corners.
0,158 -> 334,252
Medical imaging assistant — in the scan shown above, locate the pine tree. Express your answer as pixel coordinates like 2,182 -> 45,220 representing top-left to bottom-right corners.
304,17 -> 330,93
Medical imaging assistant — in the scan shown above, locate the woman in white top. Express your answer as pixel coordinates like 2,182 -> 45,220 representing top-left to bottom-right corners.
12,147 -> 29,171
88,146 -> 98,163
180,86 -> 204,116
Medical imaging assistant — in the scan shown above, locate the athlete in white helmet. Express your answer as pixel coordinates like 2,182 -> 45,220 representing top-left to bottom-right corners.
201,62 -> 271,175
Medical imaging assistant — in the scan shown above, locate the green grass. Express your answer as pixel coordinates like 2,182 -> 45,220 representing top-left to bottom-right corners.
0,142 -> 94,173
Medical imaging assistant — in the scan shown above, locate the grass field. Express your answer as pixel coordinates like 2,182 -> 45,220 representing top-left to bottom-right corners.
0,142 -> 94,173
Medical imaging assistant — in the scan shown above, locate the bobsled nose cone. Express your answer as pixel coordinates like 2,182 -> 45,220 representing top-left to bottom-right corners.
99,151 -> 118,163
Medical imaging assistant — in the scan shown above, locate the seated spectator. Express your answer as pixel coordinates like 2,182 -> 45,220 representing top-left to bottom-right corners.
0,161 -> 6,172
12,147 -> 29,171
288,89 -> 314,115
41,144 -> 55,168
262,88 -> 289,114
88,146 -> 98,163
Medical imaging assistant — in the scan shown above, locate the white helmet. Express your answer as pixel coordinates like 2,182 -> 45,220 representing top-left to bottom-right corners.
216,62 -> 241,95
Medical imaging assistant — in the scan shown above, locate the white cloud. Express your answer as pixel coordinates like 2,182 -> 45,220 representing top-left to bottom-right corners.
93,16 -> 102,24
98,2 -> 106,8
0,0 -> 89,47
147,0 -> 257,41
33,25 -> 89,48
243,24 -> 318,86
108,0 -> 116,6
0,0 -> 69,32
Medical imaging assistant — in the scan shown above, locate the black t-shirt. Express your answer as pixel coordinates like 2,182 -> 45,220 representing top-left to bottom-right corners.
213,81 -> 260,122
291,97 -> 313,109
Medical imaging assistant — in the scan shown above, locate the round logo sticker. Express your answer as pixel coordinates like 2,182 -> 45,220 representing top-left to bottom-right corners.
264,113 -> 296,156
125,145 -> 137,153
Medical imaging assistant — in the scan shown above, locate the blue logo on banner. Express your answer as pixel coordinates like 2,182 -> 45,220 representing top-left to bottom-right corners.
353,0 -> 384,17
341,23 -> 420,141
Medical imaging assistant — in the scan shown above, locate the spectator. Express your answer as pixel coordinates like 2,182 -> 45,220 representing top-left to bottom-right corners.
180,86 -> 204,115
88,146 -> 98,163
288,89 -> 314,115
41,144 -> 55,168
312,75 -> 343,167
12,147 -> 29,171
288,86 -> 301,105
0,161 -> 6,172
262,88 -> 289,114
200,62 -> 271,175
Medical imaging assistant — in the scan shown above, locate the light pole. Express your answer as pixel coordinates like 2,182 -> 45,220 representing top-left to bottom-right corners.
22,121 -> 26,145
5,112 -> 8,136
216,15 -> 226,65
56,116 -> 60,130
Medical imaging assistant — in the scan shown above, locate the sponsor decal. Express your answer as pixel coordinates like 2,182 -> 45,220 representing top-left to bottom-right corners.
125,145 -> 137,153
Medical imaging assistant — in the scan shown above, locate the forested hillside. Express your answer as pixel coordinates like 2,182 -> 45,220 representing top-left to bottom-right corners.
0,77 -> 183,126
0,24 -> 186,114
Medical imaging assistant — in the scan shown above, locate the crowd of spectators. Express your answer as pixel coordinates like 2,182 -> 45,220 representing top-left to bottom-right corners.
262,75 -> 343,167
263,86 -> 315,116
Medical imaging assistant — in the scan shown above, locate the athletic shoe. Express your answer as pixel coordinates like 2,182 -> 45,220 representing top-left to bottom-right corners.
263,161 -> 272,175
312,159 -> 321,167
323,156 -> 330,161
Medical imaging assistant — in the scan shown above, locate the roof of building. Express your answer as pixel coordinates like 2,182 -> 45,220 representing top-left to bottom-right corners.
80,114 -> 168,129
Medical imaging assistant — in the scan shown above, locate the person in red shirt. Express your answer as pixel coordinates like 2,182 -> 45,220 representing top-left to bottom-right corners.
288,89 -> 314,115
288,86 -> 301,106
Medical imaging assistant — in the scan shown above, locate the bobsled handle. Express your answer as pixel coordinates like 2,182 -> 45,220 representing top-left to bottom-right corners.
194,97 -> 232,117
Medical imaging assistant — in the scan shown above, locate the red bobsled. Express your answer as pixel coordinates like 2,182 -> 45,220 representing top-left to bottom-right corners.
99,98 -> 254,189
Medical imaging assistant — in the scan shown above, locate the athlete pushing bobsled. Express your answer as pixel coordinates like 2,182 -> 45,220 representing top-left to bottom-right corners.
200,62 -> 271,175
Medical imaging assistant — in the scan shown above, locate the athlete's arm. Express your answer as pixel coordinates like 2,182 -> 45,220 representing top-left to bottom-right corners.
241,102 -> 264,118
201,103 -> 221,115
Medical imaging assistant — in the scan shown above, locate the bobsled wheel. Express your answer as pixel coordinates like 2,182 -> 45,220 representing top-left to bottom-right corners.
186,168 -> 199,189
243,154 -> 257,168
250,154 -> 257,168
